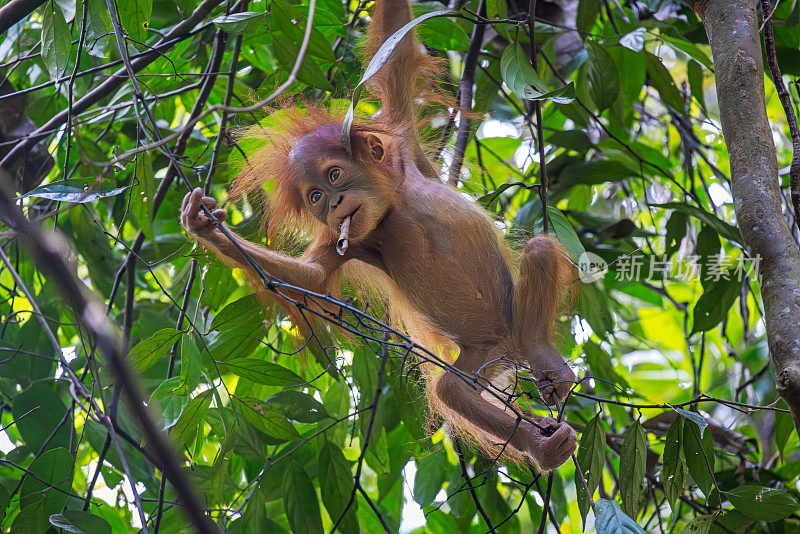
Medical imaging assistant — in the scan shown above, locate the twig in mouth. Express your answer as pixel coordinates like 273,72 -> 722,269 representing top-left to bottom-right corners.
336,215 -> 351,255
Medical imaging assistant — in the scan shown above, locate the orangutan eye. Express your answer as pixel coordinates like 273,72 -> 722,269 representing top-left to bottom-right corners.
328,167 -> 341,183
308,190 -> 323,204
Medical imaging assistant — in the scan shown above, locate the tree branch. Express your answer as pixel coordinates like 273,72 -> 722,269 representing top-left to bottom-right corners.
0,0 -> 46,35
693,0 -> 800,432
0,171 -> 217,534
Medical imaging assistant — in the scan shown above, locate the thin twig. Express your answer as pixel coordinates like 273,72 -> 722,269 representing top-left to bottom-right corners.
761,0 -> 800,231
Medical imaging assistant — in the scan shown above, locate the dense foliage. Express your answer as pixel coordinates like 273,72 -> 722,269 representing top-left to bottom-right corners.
0,0 -> 799,532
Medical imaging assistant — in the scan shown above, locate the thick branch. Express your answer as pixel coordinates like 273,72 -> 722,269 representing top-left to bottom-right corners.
0,171 -> 217,534
760,0 -> 800,230
0,0 -> 46,34
693,0 -> 800,432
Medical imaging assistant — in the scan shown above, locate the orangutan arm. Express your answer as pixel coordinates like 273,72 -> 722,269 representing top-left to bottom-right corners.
180,188 -> 341,292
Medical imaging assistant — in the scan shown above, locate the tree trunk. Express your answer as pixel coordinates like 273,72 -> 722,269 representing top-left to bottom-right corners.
693,0 -> 800,431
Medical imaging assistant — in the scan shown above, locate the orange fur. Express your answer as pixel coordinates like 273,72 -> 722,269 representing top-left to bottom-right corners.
181,0 -> 580,470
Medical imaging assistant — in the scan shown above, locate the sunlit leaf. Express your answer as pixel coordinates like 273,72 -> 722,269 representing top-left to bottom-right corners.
128,328 -> 182,372
218,358 -> 305,387
500,43 -> 575,104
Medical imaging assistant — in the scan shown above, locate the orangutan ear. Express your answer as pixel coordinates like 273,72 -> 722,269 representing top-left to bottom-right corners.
352,132 -> 385,163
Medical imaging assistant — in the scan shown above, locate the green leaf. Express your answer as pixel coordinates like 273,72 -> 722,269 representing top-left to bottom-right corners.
413,448 -> 448,506
18,180 -> 129,203
688,60 -> 706,112
150,376 -> 189,430
272,32 -> 335,91
576,0 -> 600,35
201,263 -> 238,311
132,150 -> 154,238
12,501 -> 51,534
20,448 -> 73,515
319,441 -> 358,534
41,1 -> 71,81
531,206 -> 585,261
211,294 -> 268,331
579,281 -> 614,338
312,0 -> 346,38
575,412 -> 606,525
118,0 -> 152,45
128,328 -> 182,372
661,34 -> 713,70
644,52 -> 683,110
557,159 -> 636,188
352,348 -> 379,408
477,182 -> 520,209
726,486 -> 800,522
500,43 -> 575,104
656,202 -> 742,245
305,322 -> 339,379
170,389 -> 213,447
176,335 -> 202,396
774,400 -> 795,456
595,499 -> 646,534
586,41 -> 619,111
696,224 -> 721,286
413,3 -> 470,50
234,397 -> 300,441
341,8 -> 458,153
691,275 -> 741,334
49,510 -> 112,534
683,418 -> 715,497
619,28 -> 646,52
270,0 -> 335,62
218,358 -> 305,387
682,513 -> 720,534
210,11 -> 264,34
84,0 -> 111,57
0,484 -> 9,525
12,381 -> 71,452
664,211 -> 688,257
619,421 -> 646,519
265,390 -> 330,423
584,341 -> 629,390
283,461 -> 324,534
548,130 -> 593,153
662,417 -> 685,508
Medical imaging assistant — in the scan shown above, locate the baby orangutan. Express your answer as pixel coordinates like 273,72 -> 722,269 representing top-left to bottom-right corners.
181,0 -> 578,470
